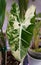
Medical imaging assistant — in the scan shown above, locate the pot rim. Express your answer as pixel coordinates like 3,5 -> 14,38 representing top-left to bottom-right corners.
28,48 -> 41,60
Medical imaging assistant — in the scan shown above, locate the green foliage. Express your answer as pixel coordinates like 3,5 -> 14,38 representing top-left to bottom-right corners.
21,24 -> 35,58
0,0 -> 6,29
30,16 -> 36,23
33,21 -> 41,49
18,0 -> 28,20
10,2 -> 20,22
7,14 -> 19,51
36,13 -> 41,17
7,2 -> 36,61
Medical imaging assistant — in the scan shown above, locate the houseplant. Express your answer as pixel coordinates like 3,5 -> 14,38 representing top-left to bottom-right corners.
28,20 -> 41,65
7,1 -> 36,65
1,0 -> 41,65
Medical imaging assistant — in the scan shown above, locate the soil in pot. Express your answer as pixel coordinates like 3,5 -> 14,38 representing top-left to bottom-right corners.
7,51 -> 20,65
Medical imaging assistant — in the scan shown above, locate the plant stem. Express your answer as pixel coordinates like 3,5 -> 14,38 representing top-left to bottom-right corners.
19,24 -> 22,61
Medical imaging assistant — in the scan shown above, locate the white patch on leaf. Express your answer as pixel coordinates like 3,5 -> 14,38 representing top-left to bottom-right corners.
14,21 -> 19,29
23,5 -> 36,28
25,5 -> 36,20
23,19 -> 31,28
12,50 -> 21,61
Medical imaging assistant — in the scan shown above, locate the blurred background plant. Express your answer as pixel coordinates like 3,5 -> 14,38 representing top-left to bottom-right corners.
18,0 -> 29,21
0,0 -> 6,30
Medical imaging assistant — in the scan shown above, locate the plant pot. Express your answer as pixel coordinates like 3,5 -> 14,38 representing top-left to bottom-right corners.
28,48 -> 41,65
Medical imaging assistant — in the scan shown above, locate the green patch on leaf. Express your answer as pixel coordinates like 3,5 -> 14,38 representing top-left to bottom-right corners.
30,16 -> 35,23
20,24 -> 35,59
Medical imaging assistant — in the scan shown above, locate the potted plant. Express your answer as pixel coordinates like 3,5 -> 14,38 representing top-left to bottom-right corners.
28,20 -> 41,65
7,1 -> 36,65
